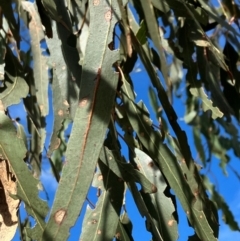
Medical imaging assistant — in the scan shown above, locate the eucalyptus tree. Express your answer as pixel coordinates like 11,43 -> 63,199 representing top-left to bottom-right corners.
0,0 -> 239,241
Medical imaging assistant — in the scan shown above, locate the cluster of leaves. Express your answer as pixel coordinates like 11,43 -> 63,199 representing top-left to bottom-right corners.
0,0 -> 239,241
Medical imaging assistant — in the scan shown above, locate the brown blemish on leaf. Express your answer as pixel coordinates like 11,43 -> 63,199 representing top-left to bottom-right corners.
54,209 -> 66,225
39,105 -> 44,112
97,230 -> 101,235
79,98 -> 88,107
98,175 -> 103,181
148,161 -> 154,168
151,184 -> 157,193
58,110 -> 63,116
63,100 -> 69,107
0,100 -> 4,111
105,10 -> 112,22
91,219 -> 98,224
140,132 -> 144,137
54,138 -> 61,150
93,0 -> 100,6
109,156 -> 112,160
168,219 -> 175,227
115,232 -> 121,239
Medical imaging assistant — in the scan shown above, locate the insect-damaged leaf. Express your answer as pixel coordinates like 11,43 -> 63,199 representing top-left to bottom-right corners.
48,69 -> 69,156
0,111 -> 48,240
80,161 -> 124,241
41,1 -> 121,240
190,87 -> 223,119
22,1 -> 49,116
133,148 -> 178,241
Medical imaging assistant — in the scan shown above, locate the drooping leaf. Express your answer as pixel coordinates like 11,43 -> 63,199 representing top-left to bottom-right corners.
22,1 -> 49,117
193,127 -> 206,166
0,111 -> 48,240
41,1 -> 121,240
80,161 -> 124,240
139,0 -> 169,88
134,148 -> 178,241
48,69 -> 69,156
115,211 -> 134,241
40,0 -> 71,31
46,21 -> 80,119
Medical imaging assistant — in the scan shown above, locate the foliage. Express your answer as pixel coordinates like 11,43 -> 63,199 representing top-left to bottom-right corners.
0,0 -> 240,240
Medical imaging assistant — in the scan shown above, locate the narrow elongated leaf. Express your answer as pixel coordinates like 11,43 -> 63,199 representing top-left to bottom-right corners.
41,1 -> 121,240
139,0 -> 169,87
22,1 -> 49,116
115,211 -> 134,241
120,71 -> 218,241
41,0 -> 71,31
134,148 -> 178,241
193,128 -> 206,165
99,146 -> 157,194
80,161 -> 124,240
46,22 -> 80,119
0,111 -> 48,240
48,69 -> 69,155
128,181 -> 164,241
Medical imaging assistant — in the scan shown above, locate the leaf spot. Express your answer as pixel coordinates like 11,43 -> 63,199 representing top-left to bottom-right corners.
109,156 -> 112,160
63,100 -> 69,107
105,10 -> 112,22
93,0 -> 100,6
92,219 -> 98,224
79,98 -> 88,107
97,230 -> 101,235
148,161 -> 154,168
168,219 -> 175,226
151,184 -> 157,193
54,209 -> 66,225
58,110 -> 63,116
98,175 -> 103,181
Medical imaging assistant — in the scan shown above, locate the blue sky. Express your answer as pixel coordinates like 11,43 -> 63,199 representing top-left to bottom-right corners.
8,0 -> 240,240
